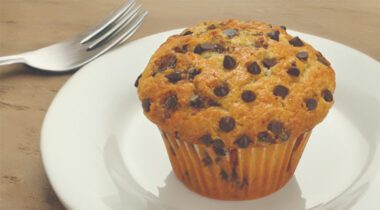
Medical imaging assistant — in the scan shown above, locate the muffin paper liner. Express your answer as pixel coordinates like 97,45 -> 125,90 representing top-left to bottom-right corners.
160,129 -> 311,200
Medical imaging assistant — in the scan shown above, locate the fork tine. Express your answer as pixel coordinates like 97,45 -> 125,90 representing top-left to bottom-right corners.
93,11 -> 147,54
80,0 -> 136,44
118,14 -> 146,44
118,16 -> 145,44
86,5 -> 142,50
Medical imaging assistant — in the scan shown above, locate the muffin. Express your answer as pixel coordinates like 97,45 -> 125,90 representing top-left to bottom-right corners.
136,19 -> 335,200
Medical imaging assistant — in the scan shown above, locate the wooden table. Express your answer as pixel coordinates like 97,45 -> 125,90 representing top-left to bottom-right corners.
0,0 -> 379,209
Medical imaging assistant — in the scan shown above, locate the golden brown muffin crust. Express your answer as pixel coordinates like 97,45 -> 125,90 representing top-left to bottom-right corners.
137,19 -> 335,148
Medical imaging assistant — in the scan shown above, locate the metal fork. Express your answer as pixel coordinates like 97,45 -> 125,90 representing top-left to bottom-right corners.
0,0 -> 147,72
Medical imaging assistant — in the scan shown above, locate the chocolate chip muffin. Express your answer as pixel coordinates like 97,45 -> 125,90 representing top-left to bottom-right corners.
136,19 -> 335,200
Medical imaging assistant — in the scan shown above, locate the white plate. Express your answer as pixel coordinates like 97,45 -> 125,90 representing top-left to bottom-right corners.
41,29 -> 380,210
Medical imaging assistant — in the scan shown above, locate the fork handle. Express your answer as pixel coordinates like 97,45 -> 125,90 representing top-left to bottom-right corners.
0,55 -> 25,66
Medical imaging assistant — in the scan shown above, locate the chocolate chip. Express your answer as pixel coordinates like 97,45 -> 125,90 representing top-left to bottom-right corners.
202,154 -> 212,166
296,51 -> 309,61
234,135 -> 251,148
213,147 -> 226,157
322,89 -> 333,102
199,43 -> 214,50
247,61 -> 261,75
142,99 -> 151,112
190,95 -> 204,108
223,55 -> 237,70
273,85 -> 289,99
257,131 -> 275,143
214,84 -> 229,97
287,67 -> 300,77
223,29 -> 238,38
267,121 -> 290,141
213,44 -> 225,53
134,73 -> 142,87
174,45 -> 188,53
156,54 -> 177,71
165,95 -> 178,110
200,134 -> 213,146
188,68 -> 201,81
219,116 -> 236,132
194,43 -> 213,54
220,170 -> 228,181
213,139 -> 226,156
165,72 -> 182,84
306,98 -> 318,110
317,52 -> 331,66
267,30 -> 280,41
268,121 -> 284,136
241,90 -> 256,102
182,30 -> 193,36
194,43 -> 225,54
262,58 -> 277,69
289,37 -> 304,47
207,24 -> 216,30
280,25 -> 287,30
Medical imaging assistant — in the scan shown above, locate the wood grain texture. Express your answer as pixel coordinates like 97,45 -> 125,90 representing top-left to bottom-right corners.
0,0 -> 379,209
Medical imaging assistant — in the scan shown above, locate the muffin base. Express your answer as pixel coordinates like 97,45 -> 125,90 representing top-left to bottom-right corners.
160,130 -> 311,200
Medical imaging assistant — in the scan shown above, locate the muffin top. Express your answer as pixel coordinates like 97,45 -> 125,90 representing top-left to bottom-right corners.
137,19 -> 335,148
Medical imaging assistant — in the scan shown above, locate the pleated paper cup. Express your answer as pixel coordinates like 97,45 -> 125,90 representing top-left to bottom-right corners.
160,130 -> 311,200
